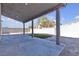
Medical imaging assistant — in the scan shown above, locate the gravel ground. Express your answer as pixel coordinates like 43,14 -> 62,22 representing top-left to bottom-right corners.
46,36 -> 79,56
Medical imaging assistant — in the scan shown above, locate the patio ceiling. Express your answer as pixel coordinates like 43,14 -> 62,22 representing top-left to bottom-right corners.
1,3 -> 64,23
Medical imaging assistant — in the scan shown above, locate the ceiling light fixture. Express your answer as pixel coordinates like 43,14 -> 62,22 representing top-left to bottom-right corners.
25,3 -> 28,5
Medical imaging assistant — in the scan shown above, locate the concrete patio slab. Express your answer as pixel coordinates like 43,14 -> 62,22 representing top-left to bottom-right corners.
0,35 -> 65,56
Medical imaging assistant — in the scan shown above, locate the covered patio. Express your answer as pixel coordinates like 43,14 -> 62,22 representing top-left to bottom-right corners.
0,3 -> 65,56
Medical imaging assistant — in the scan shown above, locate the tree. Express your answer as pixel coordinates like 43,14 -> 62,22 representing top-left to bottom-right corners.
38,16 -> 55,28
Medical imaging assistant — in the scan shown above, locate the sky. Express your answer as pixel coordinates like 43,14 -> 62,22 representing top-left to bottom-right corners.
1,3 -> 79,28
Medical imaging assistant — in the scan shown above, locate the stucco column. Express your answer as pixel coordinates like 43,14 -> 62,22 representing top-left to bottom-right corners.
32,19 -> 34,38
0,4 -> 2,35
23,22 -> 25,35
56,8 -> 60,45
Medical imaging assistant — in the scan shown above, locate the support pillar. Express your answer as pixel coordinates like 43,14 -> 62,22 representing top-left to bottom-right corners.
32,19 -> 34,38
0,4 -> 2,35
56,8 -> 60,45
23,22 -> 25,35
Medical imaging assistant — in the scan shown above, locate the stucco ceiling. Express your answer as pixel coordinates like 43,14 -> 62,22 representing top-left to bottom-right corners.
1,3 -> 64,23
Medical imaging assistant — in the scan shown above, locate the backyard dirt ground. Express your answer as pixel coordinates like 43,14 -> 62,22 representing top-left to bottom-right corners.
46,36 -> 79,56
